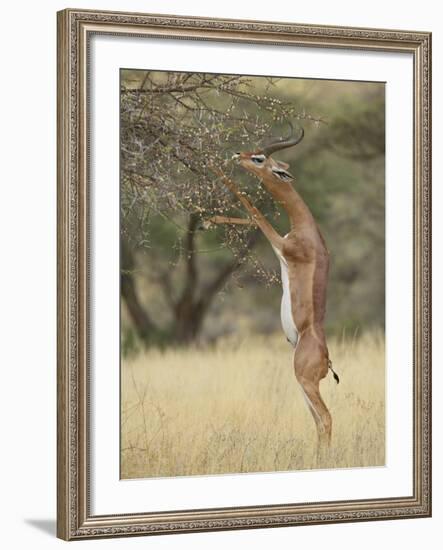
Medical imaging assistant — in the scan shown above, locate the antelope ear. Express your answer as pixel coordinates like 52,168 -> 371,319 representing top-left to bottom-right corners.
276,160 -> 290,170
271,166 -> 294,182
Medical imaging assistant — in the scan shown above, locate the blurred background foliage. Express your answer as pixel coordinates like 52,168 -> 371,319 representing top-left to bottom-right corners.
120,70 -> 385,354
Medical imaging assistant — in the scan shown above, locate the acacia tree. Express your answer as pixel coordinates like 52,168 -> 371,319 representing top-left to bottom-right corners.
120,71 -> 315,346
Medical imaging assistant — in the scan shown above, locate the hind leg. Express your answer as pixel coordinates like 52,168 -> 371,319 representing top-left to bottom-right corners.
293,333 -> 332,451
297,375 -> 332,449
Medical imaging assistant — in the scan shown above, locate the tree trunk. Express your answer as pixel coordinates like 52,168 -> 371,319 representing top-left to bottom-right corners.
173,301 -> 205,344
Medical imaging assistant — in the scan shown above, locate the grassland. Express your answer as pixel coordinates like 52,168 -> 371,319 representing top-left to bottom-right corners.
121,331 -> 385,479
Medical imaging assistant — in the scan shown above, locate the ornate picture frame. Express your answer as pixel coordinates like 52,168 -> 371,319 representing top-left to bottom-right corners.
57,8 -> 431,540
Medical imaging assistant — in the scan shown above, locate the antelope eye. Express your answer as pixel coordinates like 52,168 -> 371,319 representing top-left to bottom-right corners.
251,155 -> 265,165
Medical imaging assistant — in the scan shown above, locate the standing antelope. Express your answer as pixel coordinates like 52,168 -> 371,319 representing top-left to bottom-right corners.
206,127 -> 339,451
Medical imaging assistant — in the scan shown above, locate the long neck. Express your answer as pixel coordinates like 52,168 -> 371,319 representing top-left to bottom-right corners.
263,180 -> 315,231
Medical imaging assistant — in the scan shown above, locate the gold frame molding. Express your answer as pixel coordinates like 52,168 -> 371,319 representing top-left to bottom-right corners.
57,8 -> 432,540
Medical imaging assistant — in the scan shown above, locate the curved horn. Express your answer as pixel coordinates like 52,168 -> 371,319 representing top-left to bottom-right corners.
261,126 -> 305,157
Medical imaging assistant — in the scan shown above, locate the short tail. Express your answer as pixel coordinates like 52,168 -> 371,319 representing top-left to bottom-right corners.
328,359 -> 340,384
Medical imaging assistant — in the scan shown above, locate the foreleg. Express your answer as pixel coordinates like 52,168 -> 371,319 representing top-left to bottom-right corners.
200,215 -> 256,229
209,166 -> 284,250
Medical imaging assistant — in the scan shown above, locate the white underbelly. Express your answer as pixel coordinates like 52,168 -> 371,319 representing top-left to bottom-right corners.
280,261 -> 299,346
272,243 -> 298,347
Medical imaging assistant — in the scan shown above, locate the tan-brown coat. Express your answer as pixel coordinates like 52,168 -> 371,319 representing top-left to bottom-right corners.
207,137 -> 336,449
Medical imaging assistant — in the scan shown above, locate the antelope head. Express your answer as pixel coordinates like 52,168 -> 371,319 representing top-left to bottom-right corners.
232,126 -> 304,199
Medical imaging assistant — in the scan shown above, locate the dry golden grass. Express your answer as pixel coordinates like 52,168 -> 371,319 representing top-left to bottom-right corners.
121,331 -> 385,479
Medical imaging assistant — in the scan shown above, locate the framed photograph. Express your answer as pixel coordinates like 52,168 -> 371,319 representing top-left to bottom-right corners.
57,8 -> 431,540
